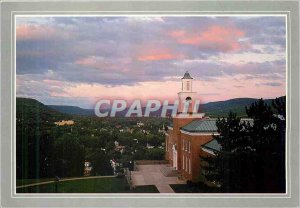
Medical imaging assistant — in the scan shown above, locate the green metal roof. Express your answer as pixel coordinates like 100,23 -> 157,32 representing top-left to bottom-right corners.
181,119 -> 218,132
182,71 -> 193,79
181,118 -> 253,133
201,139 -> 221,152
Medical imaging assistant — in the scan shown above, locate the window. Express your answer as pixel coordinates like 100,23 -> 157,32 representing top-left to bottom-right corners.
186,81 -> 190,91
166,140 -> 168,152
186,158 -> 188,173
186,96 -> 192,101
185,140 -> 188,151
189,158 -> 192,174
188,141 -> 191,153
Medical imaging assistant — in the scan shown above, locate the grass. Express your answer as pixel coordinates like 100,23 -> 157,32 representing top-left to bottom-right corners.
16,177 -> 159,193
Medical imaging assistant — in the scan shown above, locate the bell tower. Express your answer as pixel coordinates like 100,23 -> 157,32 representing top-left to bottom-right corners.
178,71 -> 197,114
182,71 -> 193,92
170,71 -> 205,172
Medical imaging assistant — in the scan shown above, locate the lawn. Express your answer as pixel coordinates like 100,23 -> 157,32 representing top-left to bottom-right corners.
16,177 -> 159,193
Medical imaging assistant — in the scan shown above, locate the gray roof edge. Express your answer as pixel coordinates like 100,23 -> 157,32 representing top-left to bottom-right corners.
201,138 -> 221,152
180,128 -> 218,133
201,145 -> 220,153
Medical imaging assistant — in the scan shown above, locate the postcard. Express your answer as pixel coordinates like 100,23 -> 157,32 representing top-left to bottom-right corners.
1,1 -> 299,207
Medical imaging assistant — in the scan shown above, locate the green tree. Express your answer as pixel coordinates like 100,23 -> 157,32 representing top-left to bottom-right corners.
202,98 -> 286,193
87,149 -> 113,176
272,97 -> 286,192
246,97 -> 285,192
53,135 -> 85,177
201,112 -> 254,192
145,148 -> 164,160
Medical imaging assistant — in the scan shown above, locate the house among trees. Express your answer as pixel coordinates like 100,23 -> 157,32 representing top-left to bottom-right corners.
137,121 -> 144,127
54,120 -> 75,126
84,161 -> 92,176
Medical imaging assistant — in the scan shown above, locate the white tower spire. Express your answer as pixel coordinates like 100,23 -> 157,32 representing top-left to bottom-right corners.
181,71 -> 193,92
178,71 -> 196,114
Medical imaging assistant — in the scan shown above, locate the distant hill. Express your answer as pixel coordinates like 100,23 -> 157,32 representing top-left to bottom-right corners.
201,97 -> 274,117
17,97 -> 70,123
48,105 -> 94,116
45,96 -> 285,117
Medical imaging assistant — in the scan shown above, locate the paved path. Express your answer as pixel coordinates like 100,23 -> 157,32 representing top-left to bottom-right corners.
17,175 -> 115,189
131,164 -> 185,193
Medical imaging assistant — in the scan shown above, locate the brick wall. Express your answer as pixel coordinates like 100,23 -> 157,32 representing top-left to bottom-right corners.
165,116 -> 215,182
180,133 -> 214,182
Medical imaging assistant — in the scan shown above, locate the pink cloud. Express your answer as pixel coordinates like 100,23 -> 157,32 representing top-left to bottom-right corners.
137,48 -> 184,61
47,77 -> 285,108
43,79 -> 66,87
16,24 -> 69,40
75,56 -> 128,72
75,56 -> 104,67
138,53 -> 181,61
170,26 -> 246,52
169,30 -> 186,38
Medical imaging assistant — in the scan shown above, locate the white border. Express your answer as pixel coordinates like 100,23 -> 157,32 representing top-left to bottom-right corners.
12,12 -> 290,199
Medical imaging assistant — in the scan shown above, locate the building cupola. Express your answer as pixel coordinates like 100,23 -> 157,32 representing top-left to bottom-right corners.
182,71 -> 193,79
181,71 -> 193,92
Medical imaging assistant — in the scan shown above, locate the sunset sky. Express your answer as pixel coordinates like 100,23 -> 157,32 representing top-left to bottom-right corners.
16,16 -> 286,108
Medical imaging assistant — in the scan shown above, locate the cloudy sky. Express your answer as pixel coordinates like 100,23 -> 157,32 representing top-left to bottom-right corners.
16,16 -> 286,108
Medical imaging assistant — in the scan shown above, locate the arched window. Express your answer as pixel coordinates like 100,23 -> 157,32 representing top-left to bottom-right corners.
186,96 -> 192,101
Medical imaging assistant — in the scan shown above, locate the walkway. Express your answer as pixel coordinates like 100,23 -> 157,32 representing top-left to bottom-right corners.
131,164 -> 185,193
16,175 -> 116,189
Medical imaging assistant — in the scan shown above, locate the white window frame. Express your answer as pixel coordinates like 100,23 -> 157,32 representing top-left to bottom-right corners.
166,140 -> 168,152
186,157 -> 188,173
189,158 -> 192,174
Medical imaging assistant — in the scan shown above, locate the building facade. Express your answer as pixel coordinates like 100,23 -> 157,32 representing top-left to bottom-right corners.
165,72 -> 219,182
165,72 -> 253,182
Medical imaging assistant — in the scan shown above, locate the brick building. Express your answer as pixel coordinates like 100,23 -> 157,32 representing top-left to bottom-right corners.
165,117 -> 220,181
165,71 -> 219,182
165,71 -> 252,182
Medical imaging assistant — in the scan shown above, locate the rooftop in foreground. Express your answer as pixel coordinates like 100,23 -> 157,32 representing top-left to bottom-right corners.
181,119 -> 218,133
201,139 -> 221,152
